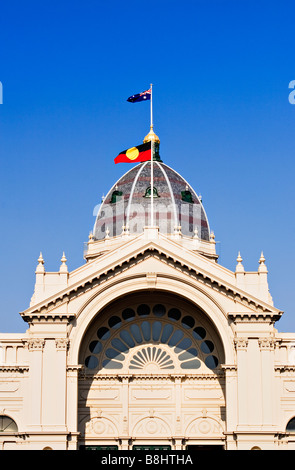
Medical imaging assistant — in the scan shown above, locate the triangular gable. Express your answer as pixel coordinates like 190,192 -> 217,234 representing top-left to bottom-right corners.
20,235 -> 282,321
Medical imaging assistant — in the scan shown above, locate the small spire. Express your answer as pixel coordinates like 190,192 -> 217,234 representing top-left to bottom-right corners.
38,252 -> 44,265
36,252 -> 45,273
210,231 -> 215,243
236,251 -> 244,273
88,231 -> 94,242
143,125 -> 160,144
60,252 -> 68,274
258,251 -> 268,273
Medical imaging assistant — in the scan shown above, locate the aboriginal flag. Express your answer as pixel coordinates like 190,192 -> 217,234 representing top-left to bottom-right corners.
127,89 -> 151,103
114,142 -> 151,164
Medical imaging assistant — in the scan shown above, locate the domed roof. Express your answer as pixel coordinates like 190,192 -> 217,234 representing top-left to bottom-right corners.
93,158 -> 210,241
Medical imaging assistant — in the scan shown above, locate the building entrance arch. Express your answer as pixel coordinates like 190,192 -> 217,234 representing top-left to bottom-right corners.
77,291 -> 226,450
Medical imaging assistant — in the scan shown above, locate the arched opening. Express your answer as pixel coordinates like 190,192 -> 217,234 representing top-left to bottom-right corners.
286,417 -> 295,433
0,415 -> 18,433
77,291 -> 226,450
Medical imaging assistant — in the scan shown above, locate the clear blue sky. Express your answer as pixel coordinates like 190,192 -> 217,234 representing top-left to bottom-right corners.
0,0 -> 294,333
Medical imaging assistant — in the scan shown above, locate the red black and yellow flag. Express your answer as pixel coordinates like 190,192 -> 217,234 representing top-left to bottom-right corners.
114,142 -> 151,164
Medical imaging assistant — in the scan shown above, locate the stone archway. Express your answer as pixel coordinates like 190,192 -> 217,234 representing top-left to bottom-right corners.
77,291 -> 226,450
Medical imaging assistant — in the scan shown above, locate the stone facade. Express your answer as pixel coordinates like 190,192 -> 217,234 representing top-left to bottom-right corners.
0,156 -> 294,451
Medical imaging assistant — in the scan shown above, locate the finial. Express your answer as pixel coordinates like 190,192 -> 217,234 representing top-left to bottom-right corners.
36,252 -> 45,273
38,252 -> 44,265
236,251 -> 244,273
193,227 -> 199,239
258,251 -> 267,273
105,227 -> 110,239
88,231 -> 94,242
210,231 -> 215,243
259,251 -> 265,264
237,251 -> 243,263
143,125 -> 160,144
60,251 -> 68,274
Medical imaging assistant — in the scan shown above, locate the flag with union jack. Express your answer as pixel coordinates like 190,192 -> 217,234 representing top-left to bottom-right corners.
127,89 -> 151,103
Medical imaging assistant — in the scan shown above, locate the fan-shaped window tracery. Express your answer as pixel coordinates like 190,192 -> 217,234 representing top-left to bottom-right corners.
83,303 -> 220,374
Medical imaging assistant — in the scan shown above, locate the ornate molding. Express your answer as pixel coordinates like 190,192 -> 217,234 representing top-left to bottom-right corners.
229,312 -> 281,324
234,338 -> 248,350
0,365 -> 29,373
26,338 -> 45,351
78,370 -> 224,382
258,337 -> 276,350
275,365 -> 295,374
55,338 -> 69,351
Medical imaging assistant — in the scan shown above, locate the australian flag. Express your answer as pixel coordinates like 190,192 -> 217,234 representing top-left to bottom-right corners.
127,89 -> 151,103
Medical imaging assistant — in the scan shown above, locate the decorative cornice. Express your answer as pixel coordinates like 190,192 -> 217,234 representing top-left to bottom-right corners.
229,312 -> 281,324
78,370 -> 225,382
275,365 -> 295,374
0,365 -> 29,373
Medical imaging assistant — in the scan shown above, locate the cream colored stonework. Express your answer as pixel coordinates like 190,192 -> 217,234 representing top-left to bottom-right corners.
0,226 -> 294,450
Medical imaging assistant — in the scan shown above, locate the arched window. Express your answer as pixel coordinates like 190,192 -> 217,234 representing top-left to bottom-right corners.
144,186 -> 160,198
0,416 -> 18,433
181,188 -> 193,203
286,417 -> 295,432
110,189 -> 123,203
82,302 -> 221,373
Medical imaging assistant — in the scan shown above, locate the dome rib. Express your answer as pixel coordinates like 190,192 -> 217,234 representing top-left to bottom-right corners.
126,161 -> 149,228
93,160 -> 210,241
155,161 -> 178,229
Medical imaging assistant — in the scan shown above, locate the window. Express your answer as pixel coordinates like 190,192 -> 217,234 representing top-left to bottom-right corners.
0,416 -> 18,433
286,417 -> 295,432
83,303 -> 220,373
181,189 -> 193,203
144,186 -> 160,198
110,189 -> 123,203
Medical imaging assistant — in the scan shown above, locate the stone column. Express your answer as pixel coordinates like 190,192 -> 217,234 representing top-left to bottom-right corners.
27,338 -> 45,430
235,338 -> 248,429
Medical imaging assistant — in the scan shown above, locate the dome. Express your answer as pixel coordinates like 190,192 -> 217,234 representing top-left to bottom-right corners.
93,157 -> 210,241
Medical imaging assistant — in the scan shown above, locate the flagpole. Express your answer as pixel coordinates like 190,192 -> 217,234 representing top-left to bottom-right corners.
150,83 -> 154,227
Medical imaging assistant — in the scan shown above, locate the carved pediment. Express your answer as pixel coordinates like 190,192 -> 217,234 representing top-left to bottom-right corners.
20,239 -> 282,323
